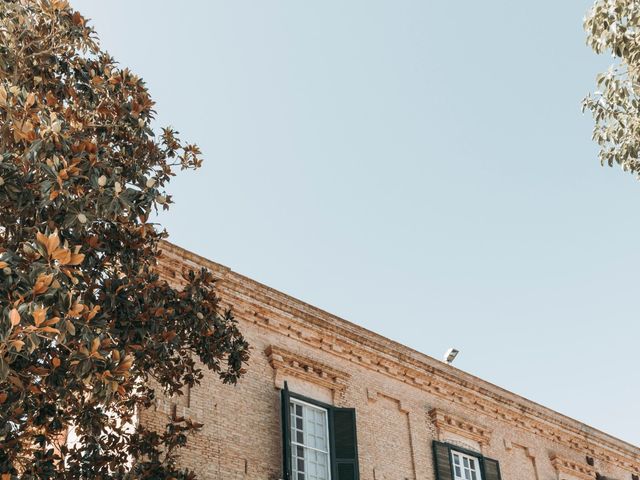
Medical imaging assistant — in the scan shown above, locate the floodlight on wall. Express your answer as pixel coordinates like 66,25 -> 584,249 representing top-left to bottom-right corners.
443,348 -> 459,365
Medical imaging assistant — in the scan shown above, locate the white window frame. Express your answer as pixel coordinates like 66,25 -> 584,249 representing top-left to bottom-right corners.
289,397 -> 332,480
451,449 -> 483,480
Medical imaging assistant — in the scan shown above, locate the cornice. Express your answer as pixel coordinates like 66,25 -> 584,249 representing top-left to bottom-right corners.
156,241 -> 640,474
551,455 -> 596,480
265,345 -> 350,397
429,408 -> 492,446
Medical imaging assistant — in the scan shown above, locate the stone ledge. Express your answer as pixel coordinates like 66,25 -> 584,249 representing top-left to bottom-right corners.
551,455 -> 596,480
265,345 -> 350,397
429,408 -> 492,446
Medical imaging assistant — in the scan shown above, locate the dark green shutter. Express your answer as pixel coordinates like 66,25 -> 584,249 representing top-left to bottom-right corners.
330,407 -> 360,480
433,441 -> 454,480
281,382 -> 291,480
482,457 -> 502,480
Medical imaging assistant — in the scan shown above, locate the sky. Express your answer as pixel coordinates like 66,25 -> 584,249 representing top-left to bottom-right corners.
72,1 -> 639,446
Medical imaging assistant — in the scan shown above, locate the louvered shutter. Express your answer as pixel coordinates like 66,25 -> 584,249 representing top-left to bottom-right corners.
331,407 -> 360,480
482,457 -> 502,480
433,441 -> 454,480
281,382 -> 291,480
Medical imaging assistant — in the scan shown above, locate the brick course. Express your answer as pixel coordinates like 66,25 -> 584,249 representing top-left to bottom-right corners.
140,242 -> 640,480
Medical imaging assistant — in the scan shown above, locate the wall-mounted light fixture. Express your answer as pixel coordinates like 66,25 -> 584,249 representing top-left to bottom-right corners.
443,348 -> 459,365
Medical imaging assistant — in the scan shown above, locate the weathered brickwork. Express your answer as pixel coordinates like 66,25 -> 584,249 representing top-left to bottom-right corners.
140,242 -> 640,480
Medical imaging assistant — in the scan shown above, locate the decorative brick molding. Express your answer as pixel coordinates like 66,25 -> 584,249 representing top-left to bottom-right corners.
366,389 -> 410,413
265,345 -> 350,398
551,455 -> 596,480
158,242 -> 640,475
504,439 -> 535,460
429,408 -> 492,446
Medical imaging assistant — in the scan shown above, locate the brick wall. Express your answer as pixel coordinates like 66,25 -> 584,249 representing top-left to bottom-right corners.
139,242 -> 640,480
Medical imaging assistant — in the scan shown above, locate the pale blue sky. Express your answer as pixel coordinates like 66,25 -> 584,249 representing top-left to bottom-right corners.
73,1 -> 639,445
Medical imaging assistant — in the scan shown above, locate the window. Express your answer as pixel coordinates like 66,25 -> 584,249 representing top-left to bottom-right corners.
290,398 -> 331,480
281,383 -> 360,480
433,441 -> 501,480
452,450 -> 482,480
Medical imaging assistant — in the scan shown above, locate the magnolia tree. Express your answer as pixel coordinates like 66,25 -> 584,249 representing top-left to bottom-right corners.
0,1 -> 249,478
584,0 -> 640,175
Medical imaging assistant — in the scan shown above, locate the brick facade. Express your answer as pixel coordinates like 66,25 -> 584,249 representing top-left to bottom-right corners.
141,242 -> 640,480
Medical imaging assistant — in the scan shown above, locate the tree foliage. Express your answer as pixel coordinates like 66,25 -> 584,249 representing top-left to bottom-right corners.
0,1 -> 249,478
584,0 -> 640,176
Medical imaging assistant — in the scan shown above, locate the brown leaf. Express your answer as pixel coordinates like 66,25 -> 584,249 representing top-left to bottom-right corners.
45,91 -> 58,107
9,308 -> 20,327
52,247 -> 71,265
163,330 -> 177,342
23,120 -> 34,136
87,235 -> 100,248
68,253 -> 85,266
40,326 -> 60,334
8,375 -> 23,389
116,355 -> 133,373
29,366 -> 49,376
36,231 -> 48,248
52,357 -> 61,368
11,340 -> 25,352
72,11 -> 85,26
33,307 -> 47,327
13,119 -> 34,142
47,232 -> 60,254
68,303 -> 83,318
51,0 -> 69,10
0,85 -> 6,107
65,319 -> 76,336
0,261 -> 7,269
33,273 -> 54,295
85,305 -> 100,321
25,92 -> 35,108
45,316 -> 60,326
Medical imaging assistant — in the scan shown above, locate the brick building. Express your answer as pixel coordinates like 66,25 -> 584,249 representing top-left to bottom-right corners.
145,242 -> 640,480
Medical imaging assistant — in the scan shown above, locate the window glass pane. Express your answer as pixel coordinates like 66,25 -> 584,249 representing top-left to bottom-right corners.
289,399 -> 330,480
317,433 -> 326,451
451,450 -> 483,480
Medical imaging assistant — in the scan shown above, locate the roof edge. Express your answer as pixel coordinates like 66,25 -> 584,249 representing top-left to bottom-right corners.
158,240 -> 640,463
